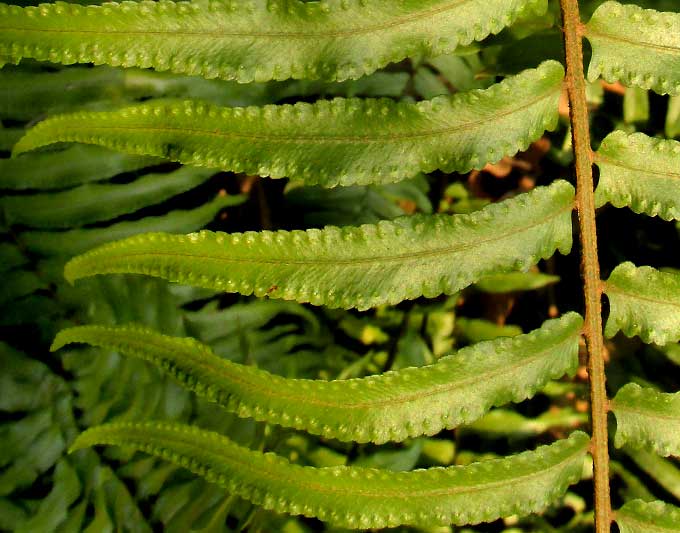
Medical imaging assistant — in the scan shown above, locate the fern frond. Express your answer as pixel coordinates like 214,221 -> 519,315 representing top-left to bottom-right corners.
0,145 -> 160,190
0,0 -> 547,83
612,383 -> 680,457
594,131 -> 680,221
616,499 -> 680,532
586,2 -> 680,96
13,62 -> 564,186
63,181 -> 574,310
69,422 -> 588,528
52,313 -> 582,444
604,262 -> 680,344
0,166 -> 215,229
20,194 -> 243,257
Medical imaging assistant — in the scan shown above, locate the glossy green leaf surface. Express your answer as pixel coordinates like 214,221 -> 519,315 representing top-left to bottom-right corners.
14,62 -> 564,186
616,499 -> 680,533
595,131 -> 680,221
53,313 -> 582,444
604,262 -> 680,344
63,180 -> 574,310
0,0 -> 546,83
586,1 -> 680,95
70,423 -> 589,528
612,383 -> 680,457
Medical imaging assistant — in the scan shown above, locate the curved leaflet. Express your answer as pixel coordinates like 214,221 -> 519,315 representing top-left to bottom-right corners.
594,131 -> 680,221
13,62 -> 564,186
604,262 -> 680,345
70,423 -> 589,528
63,180 -> 574,310
612,383 -> 680,457
52,313 -> 583,444
0,0 -> 546,83
586,2 -> 680,96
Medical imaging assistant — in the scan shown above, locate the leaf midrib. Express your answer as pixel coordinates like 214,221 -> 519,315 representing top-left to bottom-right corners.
126,430 -> 586,499
109,326 -> 577,410
596,153 -> 680,180
33,85 -> 559,145
72,203 -> 572,269
587,28 -> 680,55
605,283 -> 680,310
613,401 -> 680,422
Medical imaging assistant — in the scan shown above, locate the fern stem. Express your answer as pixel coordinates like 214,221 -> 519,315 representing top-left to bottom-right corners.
559,0 -> 611,530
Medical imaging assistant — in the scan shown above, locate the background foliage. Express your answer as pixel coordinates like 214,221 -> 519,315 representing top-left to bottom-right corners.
1,0 -> 679,531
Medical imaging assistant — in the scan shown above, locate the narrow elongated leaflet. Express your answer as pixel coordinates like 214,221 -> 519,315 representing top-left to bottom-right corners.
70,423 -> 589,529
63,180 -> 574,310
53,313 -> 583,443
0,0 -> 546,83
14,62 -> 564,186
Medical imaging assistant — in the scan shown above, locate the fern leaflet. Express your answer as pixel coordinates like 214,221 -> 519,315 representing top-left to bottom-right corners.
616,499 -> 680,532
63,181 -> 574,310
53,313 -> 582,444
70,422 -> 589,529
595,131 -> 680,221
13,62 -> 564,187
586,1 -> 680,95
612,383 -> 680,457
0,0 -> 546,83
604,262 -> 680,344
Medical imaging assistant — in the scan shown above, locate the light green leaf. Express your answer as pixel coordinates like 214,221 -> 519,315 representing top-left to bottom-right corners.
52,313 -> 582,444
63,180 -> 574,310
612,383 -> 680,457
69,423 -> 588,528
0,0 -> 547,83
616,500 -> 680,532
0,144 -> 159,190
604,262 -> 680,344
0,165 -> 215,229
586,1 -> 680,95
474,271 -> 559,293
594,131 -> 680,221
20,194 -> 243,257
14,62 -> 564,186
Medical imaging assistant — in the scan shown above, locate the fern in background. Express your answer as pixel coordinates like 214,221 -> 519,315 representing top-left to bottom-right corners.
1,0 -> 680,532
